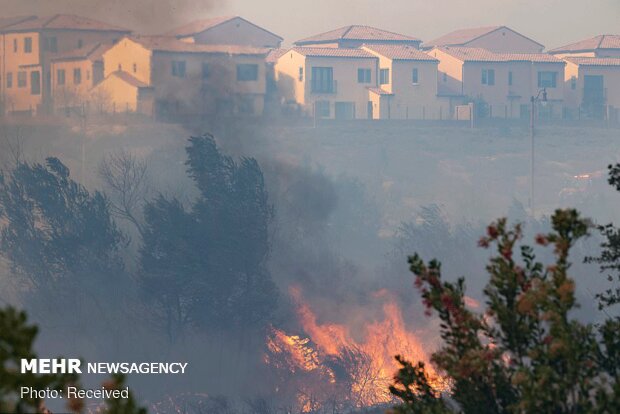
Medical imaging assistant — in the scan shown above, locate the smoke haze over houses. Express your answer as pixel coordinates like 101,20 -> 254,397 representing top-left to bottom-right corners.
2,0 -> 618,49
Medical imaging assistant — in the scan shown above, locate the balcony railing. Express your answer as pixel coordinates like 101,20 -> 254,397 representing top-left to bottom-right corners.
310,80 -> 337,94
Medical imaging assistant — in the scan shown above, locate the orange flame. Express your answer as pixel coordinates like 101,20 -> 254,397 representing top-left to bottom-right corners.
265,286 -> 447,410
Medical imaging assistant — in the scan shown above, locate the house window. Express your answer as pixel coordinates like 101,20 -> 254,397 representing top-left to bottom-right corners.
13,39 -> 17,53
538,71 -> 557,88
315,100 -> 330,118
6,72 -> 12,88
482,69 -> 495,85
30,71 -> 41,95
73,68 -> 81,85
24,37 -> 32,53
571,76 -> 577,90
298,67 -> 303,81
508,71 -> 513,86
132,63 -> 137,73
171,60 -> 186,78
311,67 -> 334,93
379,68 -> 390,85
57,69 -> 65,85
412,68 -> 419,84
202,62 -> 209,80
17,71 -> 27,88
237,64 -> 259,81
443,72 -> 447,82
357,68 -> 371,83
44,37 -> 57,52
78,39 -> 83,48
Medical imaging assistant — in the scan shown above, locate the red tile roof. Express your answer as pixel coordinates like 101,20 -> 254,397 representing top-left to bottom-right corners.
110,71 -> 151,88
564,57 -> 620,67
265,48 -> 287,63
290,47 -> 376,58
550,35 -> 620,53
0,16 -> 36,30
295,25 -> 420,45
166,16 -> 283,41
51,43 -> 112,62
423,26 -> 544,49
1,14 -> 130,33
362,44 -> 437,61
128,35 -> 269,56
434,47 -> 563,63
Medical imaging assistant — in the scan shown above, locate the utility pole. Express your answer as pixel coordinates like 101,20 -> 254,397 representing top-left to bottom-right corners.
529,88 -> 547,218
529,96 -> 535,216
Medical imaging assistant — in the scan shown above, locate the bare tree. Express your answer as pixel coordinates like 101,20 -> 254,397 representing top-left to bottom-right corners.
99,150 -> 150,238
0,126 -> 24,169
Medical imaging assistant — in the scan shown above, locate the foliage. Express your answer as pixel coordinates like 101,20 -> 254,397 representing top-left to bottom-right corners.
0,306 -> 148,414
139,134 -> 278,339
0,306 -> 77,413
0,158 -> 125,304
390,209 -> 620,413
586,163 -> 620,309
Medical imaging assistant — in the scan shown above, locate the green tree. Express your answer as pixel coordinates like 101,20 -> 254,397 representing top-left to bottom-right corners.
0,306 -> 148,414
390,209 -> 620,413
0,306 -> 77,413
0,158 -> 126,317
140,134 -> 278,339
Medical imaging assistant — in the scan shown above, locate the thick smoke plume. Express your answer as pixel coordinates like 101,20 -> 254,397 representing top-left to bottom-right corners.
1,0 -> 225,34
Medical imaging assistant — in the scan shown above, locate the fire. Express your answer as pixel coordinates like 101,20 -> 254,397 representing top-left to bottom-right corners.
265,287 -> 447,411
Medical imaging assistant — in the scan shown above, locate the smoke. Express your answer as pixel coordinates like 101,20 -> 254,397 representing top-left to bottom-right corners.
1,0 -> 226,34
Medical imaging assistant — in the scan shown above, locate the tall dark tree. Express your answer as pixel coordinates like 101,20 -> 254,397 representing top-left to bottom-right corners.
0,158 -> 126,318
140,134 -> 277,339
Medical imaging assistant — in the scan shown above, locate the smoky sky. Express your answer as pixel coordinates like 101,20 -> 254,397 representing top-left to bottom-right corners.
1,0 -> 618,48
3,0 -> 619,49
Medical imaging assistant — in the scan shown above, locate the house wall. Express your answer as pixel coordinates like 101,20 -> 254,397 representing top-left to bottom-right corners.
151,51 -> 267,115
51,59 -> 96,111
3,31 -> 42,114
466,28 -> 543,53
91,73 -> 139,112
102,38 -> 152,84
430,48 -> 464,97
563,63 -> 620,109
389,60 -> 445,119
274,49 -> 308,103
188,17 -> 281,48
304,54 -> 377,119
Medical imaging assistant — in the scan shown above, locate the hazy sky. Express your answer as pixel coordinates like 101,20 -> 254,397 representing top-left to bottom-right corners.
3,0 -> 619,49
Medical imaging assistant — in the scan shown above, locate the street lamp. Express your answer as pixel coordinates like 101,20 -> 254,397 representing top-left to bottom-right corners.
529,87 -> 547,216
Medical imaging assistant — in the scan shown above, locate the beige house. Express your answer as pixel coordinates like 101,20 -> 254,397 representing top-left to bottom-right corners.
50,43 -> 111,113
423,26 -> 544,53
361,44 -> 447,119
275,47 -> 379,119
550,35 -> 620,59
563,57 -> 620,119
100,35 -> 269,117
0,14 -> 130,115
166,16 -> 282,48
429,47 -> 565,119
294,25 -> 421,49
